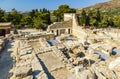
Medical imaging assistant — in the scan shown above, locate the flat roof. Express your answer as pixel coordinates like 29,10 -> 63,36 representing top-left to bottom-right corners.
0,22 -> 12,29
0,22 -> 12,27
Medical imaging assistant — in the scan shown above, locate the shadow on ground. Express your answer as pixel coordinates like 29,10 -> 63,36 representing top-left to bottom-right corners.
0,40 -> 14,79
35,55 -> 55,79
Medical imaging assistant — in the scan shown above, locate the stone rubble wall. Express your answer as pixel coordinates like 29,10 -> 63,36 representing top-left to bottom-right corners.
75,62 -> 120,79
64,13 -> 74,21
39,38 -> 50,47
0,36 -> 7,52
71,14 -> 87,42
22,32 -> 54,40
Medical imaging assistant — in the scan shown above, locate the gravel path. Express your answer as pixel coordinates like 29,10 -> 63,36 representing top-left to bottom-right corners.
0,41 -> 14,79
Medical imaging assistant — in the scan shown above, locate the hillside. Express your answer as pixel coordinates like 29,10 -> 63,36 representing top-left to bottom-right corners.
77,0 -> 120,13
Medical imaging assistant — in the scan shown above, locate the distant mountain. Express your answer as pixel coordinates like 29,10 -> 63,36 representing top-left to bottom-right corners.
77,0 -> 120,13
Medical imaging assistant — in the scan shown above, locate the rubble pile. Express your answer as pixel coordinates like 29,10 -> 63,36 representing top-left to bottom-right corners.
75,61 -> 120,79
55,34 -> 120,79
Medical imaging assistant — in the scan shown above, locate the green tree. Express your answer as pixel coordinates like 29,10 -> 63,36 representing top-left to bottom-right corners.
29,9 -> 36,18
20,15 -> 33,28
113,16 -> 120,28
86,10 -> 93,26
33,18 -> 47,30
53,4 -> 76,21
80,9 -> 87,25
9,8 -> 22,25
90,18 -> 97,27
100,14 -> 109,28
0,8 -> 5,22
27,8 -> 51,29
108,18 -> 114,26
34,8 -> 51,24
96,9 -> 101,22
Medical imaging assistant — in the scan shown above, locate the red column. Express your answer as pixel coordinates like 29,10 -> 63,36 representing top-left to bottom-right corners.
5,29 -> 10,34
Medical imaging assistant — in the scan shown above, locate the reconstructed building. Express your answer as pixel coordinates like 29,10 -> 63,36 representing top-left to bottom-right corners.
47,13 -> 87,41
0,22 -> 13,36
47,20 -> 72,36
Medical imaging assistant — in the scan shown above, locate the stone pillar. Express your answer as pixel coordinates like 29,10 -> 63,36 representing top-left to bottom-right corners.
66,29 -> 68,34
59,29 -> 62,36
55,30 -> 58,36
58,29 -> 60,36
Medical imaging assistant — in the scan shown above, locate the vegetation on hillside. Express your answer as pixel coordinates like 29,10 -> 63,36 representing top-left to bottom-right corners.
79,9 -> 120,28
107,7 -> 120,17
78,0 -> 120,28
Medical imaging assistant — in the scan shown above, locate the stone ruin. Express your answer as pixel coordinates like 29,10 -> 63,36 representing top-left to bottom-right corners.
10,40 -> 48,79
0,36 -> 7,52
7,13 -> 120,79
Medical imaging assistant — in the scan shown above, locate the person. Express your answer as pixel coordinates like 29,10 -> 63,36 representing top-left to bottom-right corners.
108,25 -> 111,30
11,36 -> 14,40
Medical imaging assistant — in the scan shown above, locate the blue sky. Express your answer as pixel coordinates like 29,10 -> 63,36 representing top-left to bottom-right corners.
0,0 -> 110,11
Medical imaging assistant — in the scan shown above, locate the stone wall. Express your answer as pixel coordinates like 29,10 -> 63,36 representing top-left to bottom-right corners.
48,27 -> 71,36
71,14 -> 87,42
64,13 -> 74,21
24,32 -> 54,40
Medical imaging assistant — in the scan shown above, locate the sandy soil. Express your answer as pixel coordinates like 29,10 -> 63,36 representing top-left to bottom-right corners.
51,67 -> 73,79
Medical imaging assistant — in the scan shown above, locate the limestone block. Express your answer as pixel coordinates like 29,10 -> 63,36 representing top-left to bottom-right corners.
21,45 -> 31,49
95,69 -> 106,79
66,63 -> 74,69
23,75 -> 33,79
20,54 -> 33,60
76,70 -> 89,79
20,48 -> 32,56
109,57 -> 120,69
38,73 -> 48,79
10,76 -> 21,79
16,61 -> 32,67
14,67 -> 32,78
